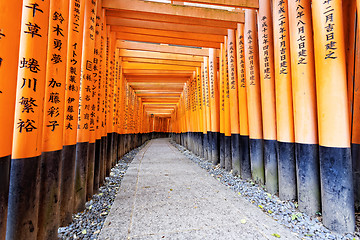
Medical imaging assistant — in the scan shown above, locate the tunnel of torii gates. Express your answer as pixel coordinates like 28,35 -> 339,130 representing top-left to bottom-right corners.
2,0 -> 360,238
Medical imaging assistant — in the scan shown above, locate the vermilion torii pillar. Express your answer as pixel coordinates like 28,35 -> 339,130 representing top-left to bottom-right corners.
288,0 -> 321,216
244,9 -> 264,184
37,0 -> 69,239
6,0 -> 50,239
0,1 -> 23,238
61,0 -> 85,225
273,0 -> 297,201
227,29 -> 241,176
236,23 -> 251,180
312,0 -> 355,233
258,0 -> 278,195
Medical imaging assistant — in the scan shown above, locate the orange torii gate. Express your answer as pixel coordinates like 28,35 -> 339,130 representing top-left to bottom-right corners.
1,0 -> 360,238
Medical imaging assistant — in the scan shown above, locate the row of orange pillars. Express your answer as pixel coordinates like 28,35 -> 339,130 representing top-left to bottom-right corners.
168,0 -> 360,236
0,0 -> 172,239
1,0 -> 360,240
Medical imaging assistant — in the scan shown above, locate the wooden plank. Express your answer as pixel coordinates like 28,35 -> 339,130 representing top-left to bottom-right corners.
126,77 -> 189,83
177,0 -> 258,8
106,9 -> 238,28
107,17 -> 228,35
112,26 -> 224,42
103,0 -> 245,22
117,41 -> 209,56
116,32 -> 220,48
120,49 -> 204,62
123,57 -> 201,67
122,62 -> 196,71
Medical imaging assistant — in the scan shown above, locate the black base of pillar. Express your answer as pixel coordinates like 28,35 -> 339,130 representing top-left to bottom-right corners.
320,146 -> 355,233
93,139 -> 101,194
351,143 -> 360,211
0,155 -> 10,239
264,140 -> 278,194
296,143 -> 321,215
249,138 -> 265,184
211,132 -> 220,165
6,156 -> 40,240
60,144 -> 76,226
240,135 -> 251,180
100,136 -> 106,184
278,141 -> 297,200
74,142 -> 89,213
37,150 -> 62,240
225,135 -> 232,171
199,133 -> 204,158
231,134 -> 240,176
106,133 -> 112,177
87,142 -> 95,200
220,133 -> 225,168
203,133 -> 209,160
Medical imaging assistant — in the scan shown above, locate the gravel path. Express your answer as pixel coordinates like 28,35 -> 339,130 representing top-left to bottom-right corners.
58,143 -> 146,240
170,140 -> 360,240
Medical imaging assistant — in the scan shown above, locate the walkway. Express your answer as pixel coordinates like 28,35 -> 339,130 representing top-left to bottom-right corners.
99,139 -> 299,240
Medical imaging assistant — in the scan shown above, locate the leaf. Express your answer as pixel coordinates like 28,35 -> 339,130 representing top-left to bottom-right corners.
238,192 -> 241,195
272,233 -> 280,238
170,189 -> 173,191
258,205 -> 263,209
240,219 -> 247,224
82,229 -> 87,234
268,210 -> 273,214
98,193 -> 103,196
89,205 -> 92,210
94,230 -> 101,234
266,193 -> 272,198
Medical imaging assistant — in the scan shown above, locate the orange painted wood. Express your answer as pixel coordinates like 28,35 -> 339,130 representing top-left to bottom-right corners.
107,17 -> 228,35
103,0 -> 244,22
117,41 -> 209,56
0,0 -> 22,157
115,32 -> 220,49
106,10 -> 238,29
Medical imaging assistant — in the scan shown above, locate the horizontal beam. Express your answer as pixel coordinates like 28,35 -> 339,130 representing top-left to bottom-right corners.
112,26 -> 224,43
177,0 -> 258,8
107,17 -> 228,35
127,77 -> 188,83
103,0 -> 245,22
115,32 -> 220,48
122,62 -> 196,71
123,57 -> 201,67
117,41 -> 209,56
106,9 -> 239,28
120,49 -> 204,62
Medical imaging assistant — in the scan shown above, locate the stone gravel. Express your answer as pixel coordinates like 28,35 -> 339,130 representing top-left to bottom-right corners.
170,140 -> 360,240
58,143 -> 146,240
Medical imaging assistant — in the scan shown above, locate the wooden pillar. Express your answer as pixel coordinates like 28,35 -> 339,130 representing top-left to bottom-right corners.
209,48 -> 220,165
257,0 -> 278,194
204,57 -> 211,160
219,42 -> 226,168
352,0 -> 360,212
37,0 -> 69,238
236,23 -> 251,180
288,0 -> 321,215
6,1 -> 50,239
61,0 -> 85,225
273,0 -> 296,201
227,29 -> 241,175
93,0 -> 103,194
0,1 -> 23,238
74,0 -> 97,212
201,62 -> 208,160
244,9 -> 264,184
224,39 -> 232,172
196,67 -> 204,158
312,0 -> 355,233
